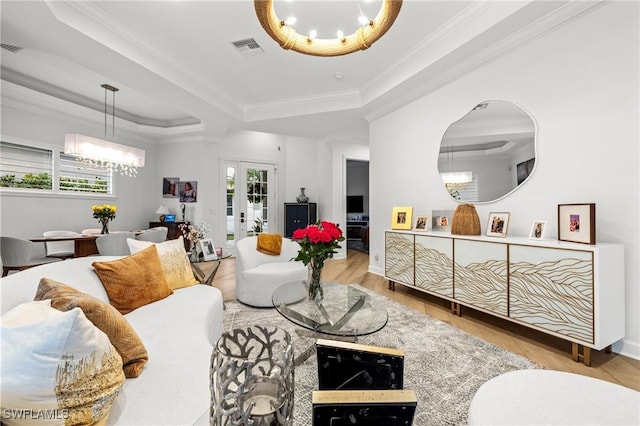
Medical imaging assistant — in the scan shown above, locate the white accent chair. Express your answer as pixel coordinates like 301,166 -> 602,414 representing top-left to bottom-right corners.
95,232 -> 136,256
235,236 -> 307,307
468,369 -> 640,425
1,237 -> 61,277
42,230 -> 79,259
137,227 -> 168,243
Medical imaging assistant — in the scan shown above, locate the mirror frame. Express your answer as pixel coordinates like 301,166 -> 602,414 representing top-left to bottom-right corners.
438,100 -> 538,204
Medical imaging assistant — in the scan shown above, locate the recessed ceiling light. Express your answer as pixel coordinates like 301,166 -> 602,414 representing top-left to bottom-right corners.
335,73 -> 344,81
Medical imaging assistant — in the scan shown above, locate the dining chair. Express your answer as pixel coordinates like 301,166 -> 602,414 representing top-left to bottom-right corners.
95,232 -> 136,256
137,227 -> 168,243
82,228 -> 103,235
1,236 -> 62,277
42,230 -> 80,260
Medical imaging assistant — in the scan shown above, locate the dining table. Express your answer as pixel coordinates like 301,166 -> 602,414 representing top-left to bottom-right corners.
29,235 -> 101,258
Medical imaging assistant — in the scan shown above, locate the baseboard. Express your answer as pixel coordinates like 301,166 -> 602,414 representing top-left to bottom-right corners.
368,265 -> 384,276
613,339 -> 640,360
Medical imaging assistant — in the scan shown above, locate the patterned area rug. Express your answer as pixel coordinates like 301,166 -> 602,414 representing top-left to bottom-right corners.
223,285 -> 541,426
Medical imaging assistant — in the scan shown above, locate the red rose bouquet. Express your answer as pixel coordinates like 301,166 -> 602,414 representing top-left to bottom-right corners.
292,221 -> 345,300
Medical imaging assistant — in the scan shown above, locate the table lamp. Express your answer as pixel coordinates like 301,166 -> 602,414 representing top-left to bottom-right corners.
156,205 -> 170,222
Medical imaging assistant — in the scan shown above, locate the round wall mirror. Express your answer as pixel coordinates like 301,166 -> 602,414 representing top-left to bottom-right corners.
438,100 -> 536,203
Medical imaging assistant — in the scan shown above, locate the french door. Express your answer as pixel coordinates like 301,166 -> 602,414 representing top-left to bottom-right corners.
223,161 -> 277,249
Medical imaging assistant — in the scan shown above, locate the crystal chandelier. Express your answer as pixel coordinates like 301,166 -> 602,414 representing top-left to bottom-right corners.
65,84 -> 145,177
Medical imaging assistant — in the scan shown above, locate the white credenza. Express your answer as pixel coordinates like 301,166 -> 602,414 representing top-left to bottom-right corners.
384,230 -> 625,365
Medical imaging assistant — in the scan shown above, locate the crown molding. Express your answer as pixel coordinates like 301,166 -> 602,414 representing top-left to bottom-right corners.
44,0 -> 244,120
1,67 -> 200,128
243,89 -> 362,122
360,0 -> 509,105
364,0 -> 603,122
2,80 -> 205,142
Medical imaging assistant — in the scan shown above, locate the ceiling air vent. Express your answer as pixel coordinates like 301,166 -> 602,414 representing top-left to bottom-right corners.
1,43 -> 23,53
231,38 -> 264,57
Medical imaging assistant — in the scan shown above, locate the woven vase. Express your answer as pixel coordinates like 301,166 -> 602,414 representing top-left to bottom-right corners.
451,203 -> 481,235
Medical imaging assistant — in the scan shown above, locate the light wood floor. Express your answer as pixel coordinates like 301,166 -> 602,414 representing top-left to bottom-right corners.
211,250 -> 640,391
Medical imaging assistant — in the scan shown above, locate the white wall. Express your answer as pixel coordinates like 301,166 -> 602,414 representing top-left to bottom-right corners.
369,2 -> 639,358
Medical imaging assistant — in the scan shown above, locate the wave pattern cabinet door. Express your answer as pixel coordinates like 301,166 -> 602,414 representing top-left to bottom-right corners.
509,245 -> 594,343
415,235 -> 453,297
384,232 -> 414,286
454,239 -> 508,316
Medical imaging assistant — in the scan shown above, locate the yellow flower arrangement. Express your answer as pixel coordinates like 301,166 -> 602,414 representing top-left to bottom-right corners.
92,204 -> 117,233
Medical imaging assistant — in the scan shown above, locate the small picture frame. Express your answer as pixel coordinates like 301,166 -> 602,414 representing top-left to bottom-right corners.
391,206 -> 413,230
558,203 -> 596,244
198,238 -> 217,261
432,210 -> 454,232
529,220 -> 547,240
414,216 -> 430,231
486,212 -> 510,237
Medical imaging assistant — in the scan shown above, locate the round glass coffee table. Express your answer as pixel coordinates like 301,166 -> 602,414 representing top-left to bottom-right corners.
272,281 -> 388,337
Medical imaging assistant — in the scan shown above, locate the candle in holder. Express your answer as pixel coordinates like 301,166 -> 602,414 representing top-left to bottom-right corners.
210,326 -> 294,426
243,378 -> 280,419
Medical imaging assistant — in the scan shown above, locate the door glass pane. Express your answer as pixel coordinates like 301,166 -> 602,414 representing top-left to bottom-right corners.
246,168 -> 269,236
226,166 -> 236,248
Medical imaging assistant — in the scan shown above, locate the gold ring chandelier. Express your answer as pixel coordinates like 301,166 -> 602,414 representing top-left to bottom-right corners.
254,0 -> 403,57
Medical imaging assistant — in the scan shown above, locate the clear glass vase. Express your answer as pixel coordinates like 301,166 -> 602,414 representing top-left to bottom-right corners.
307,260 -> 323,301
100,219 -> 110,234
190,241 -> 199,262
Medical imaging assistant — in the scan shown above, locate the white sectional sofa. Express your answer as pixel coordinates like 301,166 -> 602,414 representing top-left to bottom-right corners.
0,256 -> 224,425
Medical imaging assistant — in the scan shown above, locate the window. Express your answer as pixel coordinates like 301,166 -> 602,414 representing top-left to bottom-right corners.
0,140 -> 113,195
59,153 -> 111,193
0,142 -> 53,190
445,174 -> 479,202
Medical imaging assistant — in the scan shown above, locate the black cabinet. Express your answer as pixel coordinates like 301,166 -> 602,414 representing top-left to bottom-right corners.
284,203 -> 317,238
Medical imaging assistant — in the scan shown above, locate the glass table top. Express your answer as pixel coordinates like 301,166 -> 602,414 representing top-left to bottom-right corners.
272,281 -> 388,337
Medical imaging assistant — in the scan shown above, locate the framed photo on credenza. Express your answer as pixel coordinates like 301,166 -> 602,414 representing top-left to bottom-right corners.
558,203 -> 596,244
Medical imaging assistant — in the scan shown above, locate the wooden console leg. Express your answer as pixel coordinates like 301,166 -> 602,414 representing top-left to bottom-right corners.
388,280 -> 396,291
583,347 -> 592,366
605,345 -> 612,354
571,343 -> 592,366
451,302 -> 462,317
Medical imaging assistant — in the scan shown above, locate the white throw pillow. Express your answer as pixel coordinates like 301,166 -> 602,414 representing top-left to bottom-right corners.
0,300 -> 125,426
127,236 -> 197,289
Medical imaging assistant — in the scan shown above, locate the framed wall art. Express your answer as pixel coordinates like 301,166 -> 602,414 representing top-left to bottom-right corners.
414,216 -> 430,231
198,238 -> 217,261
432,210 -> 454,232
558,203 -> 596,244
163,177 -> 179,198
486,212 -> 510,237
179,180 -> 197,203
516,158 -> 535,185
529,220 -> 547,240
391,206 -> 413,230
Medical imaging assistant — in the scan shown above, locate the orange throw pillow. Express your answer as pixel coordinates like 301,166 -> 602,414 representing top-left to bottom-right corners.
256,233 -> 283,256
34,277 -> 149,378
92,245 -> 173,314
